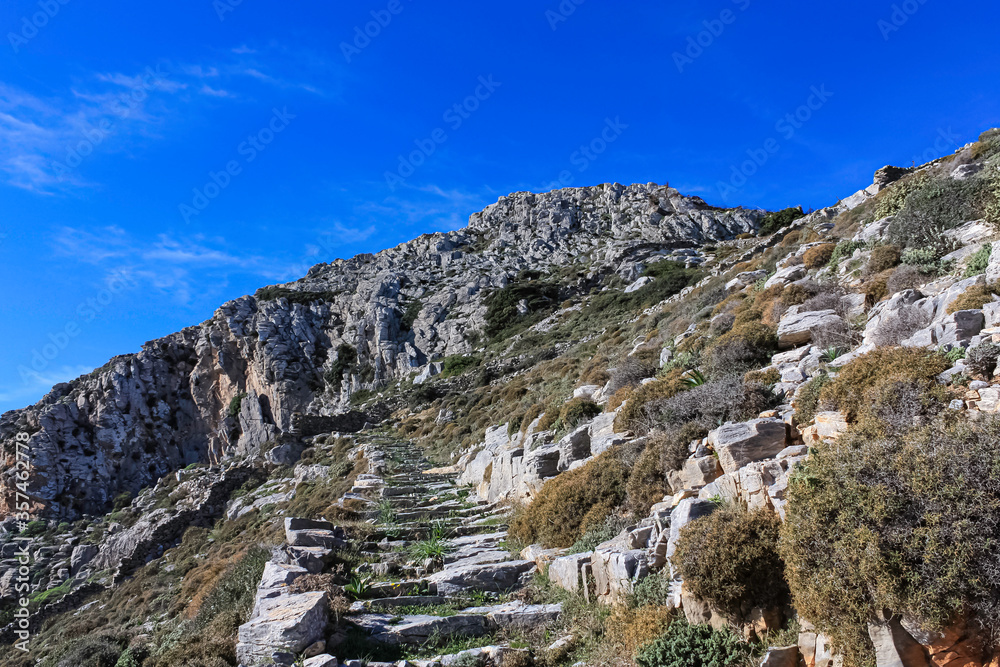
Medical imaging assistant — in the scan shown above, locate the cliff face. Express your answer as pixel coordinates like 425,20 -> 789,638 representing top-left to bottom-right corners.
0,183 -> 760,519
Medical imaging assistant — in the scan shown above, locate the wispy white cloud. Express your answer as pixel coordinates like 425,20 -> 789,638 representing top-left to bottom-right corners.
0,44 -> 338,193
52,226 -> 305,306
358,183 -> 494,234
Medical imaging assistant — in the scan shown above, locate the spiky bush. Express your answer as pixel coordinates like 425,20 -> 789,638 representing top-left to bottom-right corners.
674,505 -> 790,619
818,347 -> 950,421
509,449 -> 628,548
780,415 -> 1000,667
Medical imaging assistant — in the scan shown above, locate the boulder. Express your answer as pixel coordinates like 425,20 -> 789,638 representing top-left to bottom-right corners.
70,544 -> 98,575
548,552 -> 592,593
557,425 -> 592,471
625,276 -> 655,293
759,646 -> 800,667
304,656 -> 338,667
428,559 -> 536,595
667,456 -> 722,492
765,265 -> 807,289
776,310 -> 843,349
988,240 -> 1000,284
868,616 -> 929,667
371,614 -> 488,644
237,592 -> 328,666
592,546 -> 649,605
708,419 -> 788,475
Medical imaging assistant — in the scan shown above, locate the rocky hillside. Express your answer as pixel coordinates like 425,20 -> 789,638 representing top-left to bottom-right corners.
2,128 -> 1000,667
0,183 -> 759,519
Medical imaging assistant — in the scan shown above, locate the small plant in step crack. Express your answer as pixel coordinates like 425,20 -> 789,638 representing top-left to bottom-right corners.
376,500 -> 397,525
345,575 -> 373,600
408,521 -> 454,564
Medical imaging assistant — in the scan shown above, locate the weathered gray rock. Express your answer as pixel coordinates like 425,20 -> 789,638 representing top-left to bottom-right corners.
557,425 -> 592,471
548,552 -> 592,593
667,498 -> 717,567
460,602 -> 563,629
868,616 -> 929,667
303,655 -> 338,667
667,456 -> 722,492
708,419 -> 788,475
237,592 -> 328,666
765,265 -> 807,289
69,544 -> 98,575
759,646 -> 800,667
777,310 -> 843,349
428,559 -> 536,595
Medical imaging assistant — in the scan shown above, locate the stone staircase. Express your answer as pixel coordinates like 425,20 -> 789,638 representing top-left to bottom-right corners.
237,439 -> 562,667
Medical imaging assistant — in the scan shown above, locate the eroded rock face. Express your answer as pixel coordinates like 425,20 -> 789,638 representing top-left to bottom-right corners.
708,419 -> 789,475
0,184 -> 761,520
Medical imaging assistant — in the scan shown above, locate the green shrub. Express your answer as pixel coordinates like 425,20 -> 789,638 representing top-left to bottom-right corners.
966,343 -> 1000,378
803,244 -> 836,269
780,416 -> 1000,666
965,244 -> 993,277
567,513 -> 633,554
758,207 -> 805,236
51,635 -> 123,667
227,392 -> 247,420
255,286 -> 340,305
635,619 -> 751,667
828,241 -> 863,269
112,491 -> 132,511
674,505 -> 789,619
630,570 -> 674,609
947,283 -> 1000,314
20,520 -> 46,538
399,299 -> 423,332
114,649 -> 140,667
485,276 -> 559,339
795,372 -> 831,424
900,246 -> 951,275
864,245 -> 902,275
627,438 -> 673,515
326,343 -> 357,390
819,347 -> 950,421
971,128 -> 1000,160
558,397 -> 601,429
441,355 -> 481,378
704,321 -> 779,375
614,371 -> 689,434
887,176 -> 989,251
870,173 -> 923,222
509,449 -> 628,548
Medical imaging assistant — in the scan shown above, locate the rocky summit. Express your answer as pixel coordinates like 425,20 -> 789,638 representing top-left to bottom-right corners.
3,129 -> 1000,667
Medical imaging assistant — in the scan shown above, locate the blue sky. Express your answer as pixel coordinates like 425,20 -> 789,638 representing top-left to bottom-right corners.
1,0 -> 998,413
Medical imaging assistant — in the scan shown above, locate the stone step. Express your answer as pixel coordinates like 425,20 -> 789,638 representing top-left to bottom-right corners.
345,602 -> 561,645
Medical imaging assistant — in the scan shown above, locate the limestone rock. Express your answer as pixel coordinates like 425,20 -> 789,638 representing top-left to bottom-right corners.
777,310 -> 843,349
759,646 -> 800,667
708,419 -> 788,475
868,616 -> 929,667
237,592 -> 328,666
